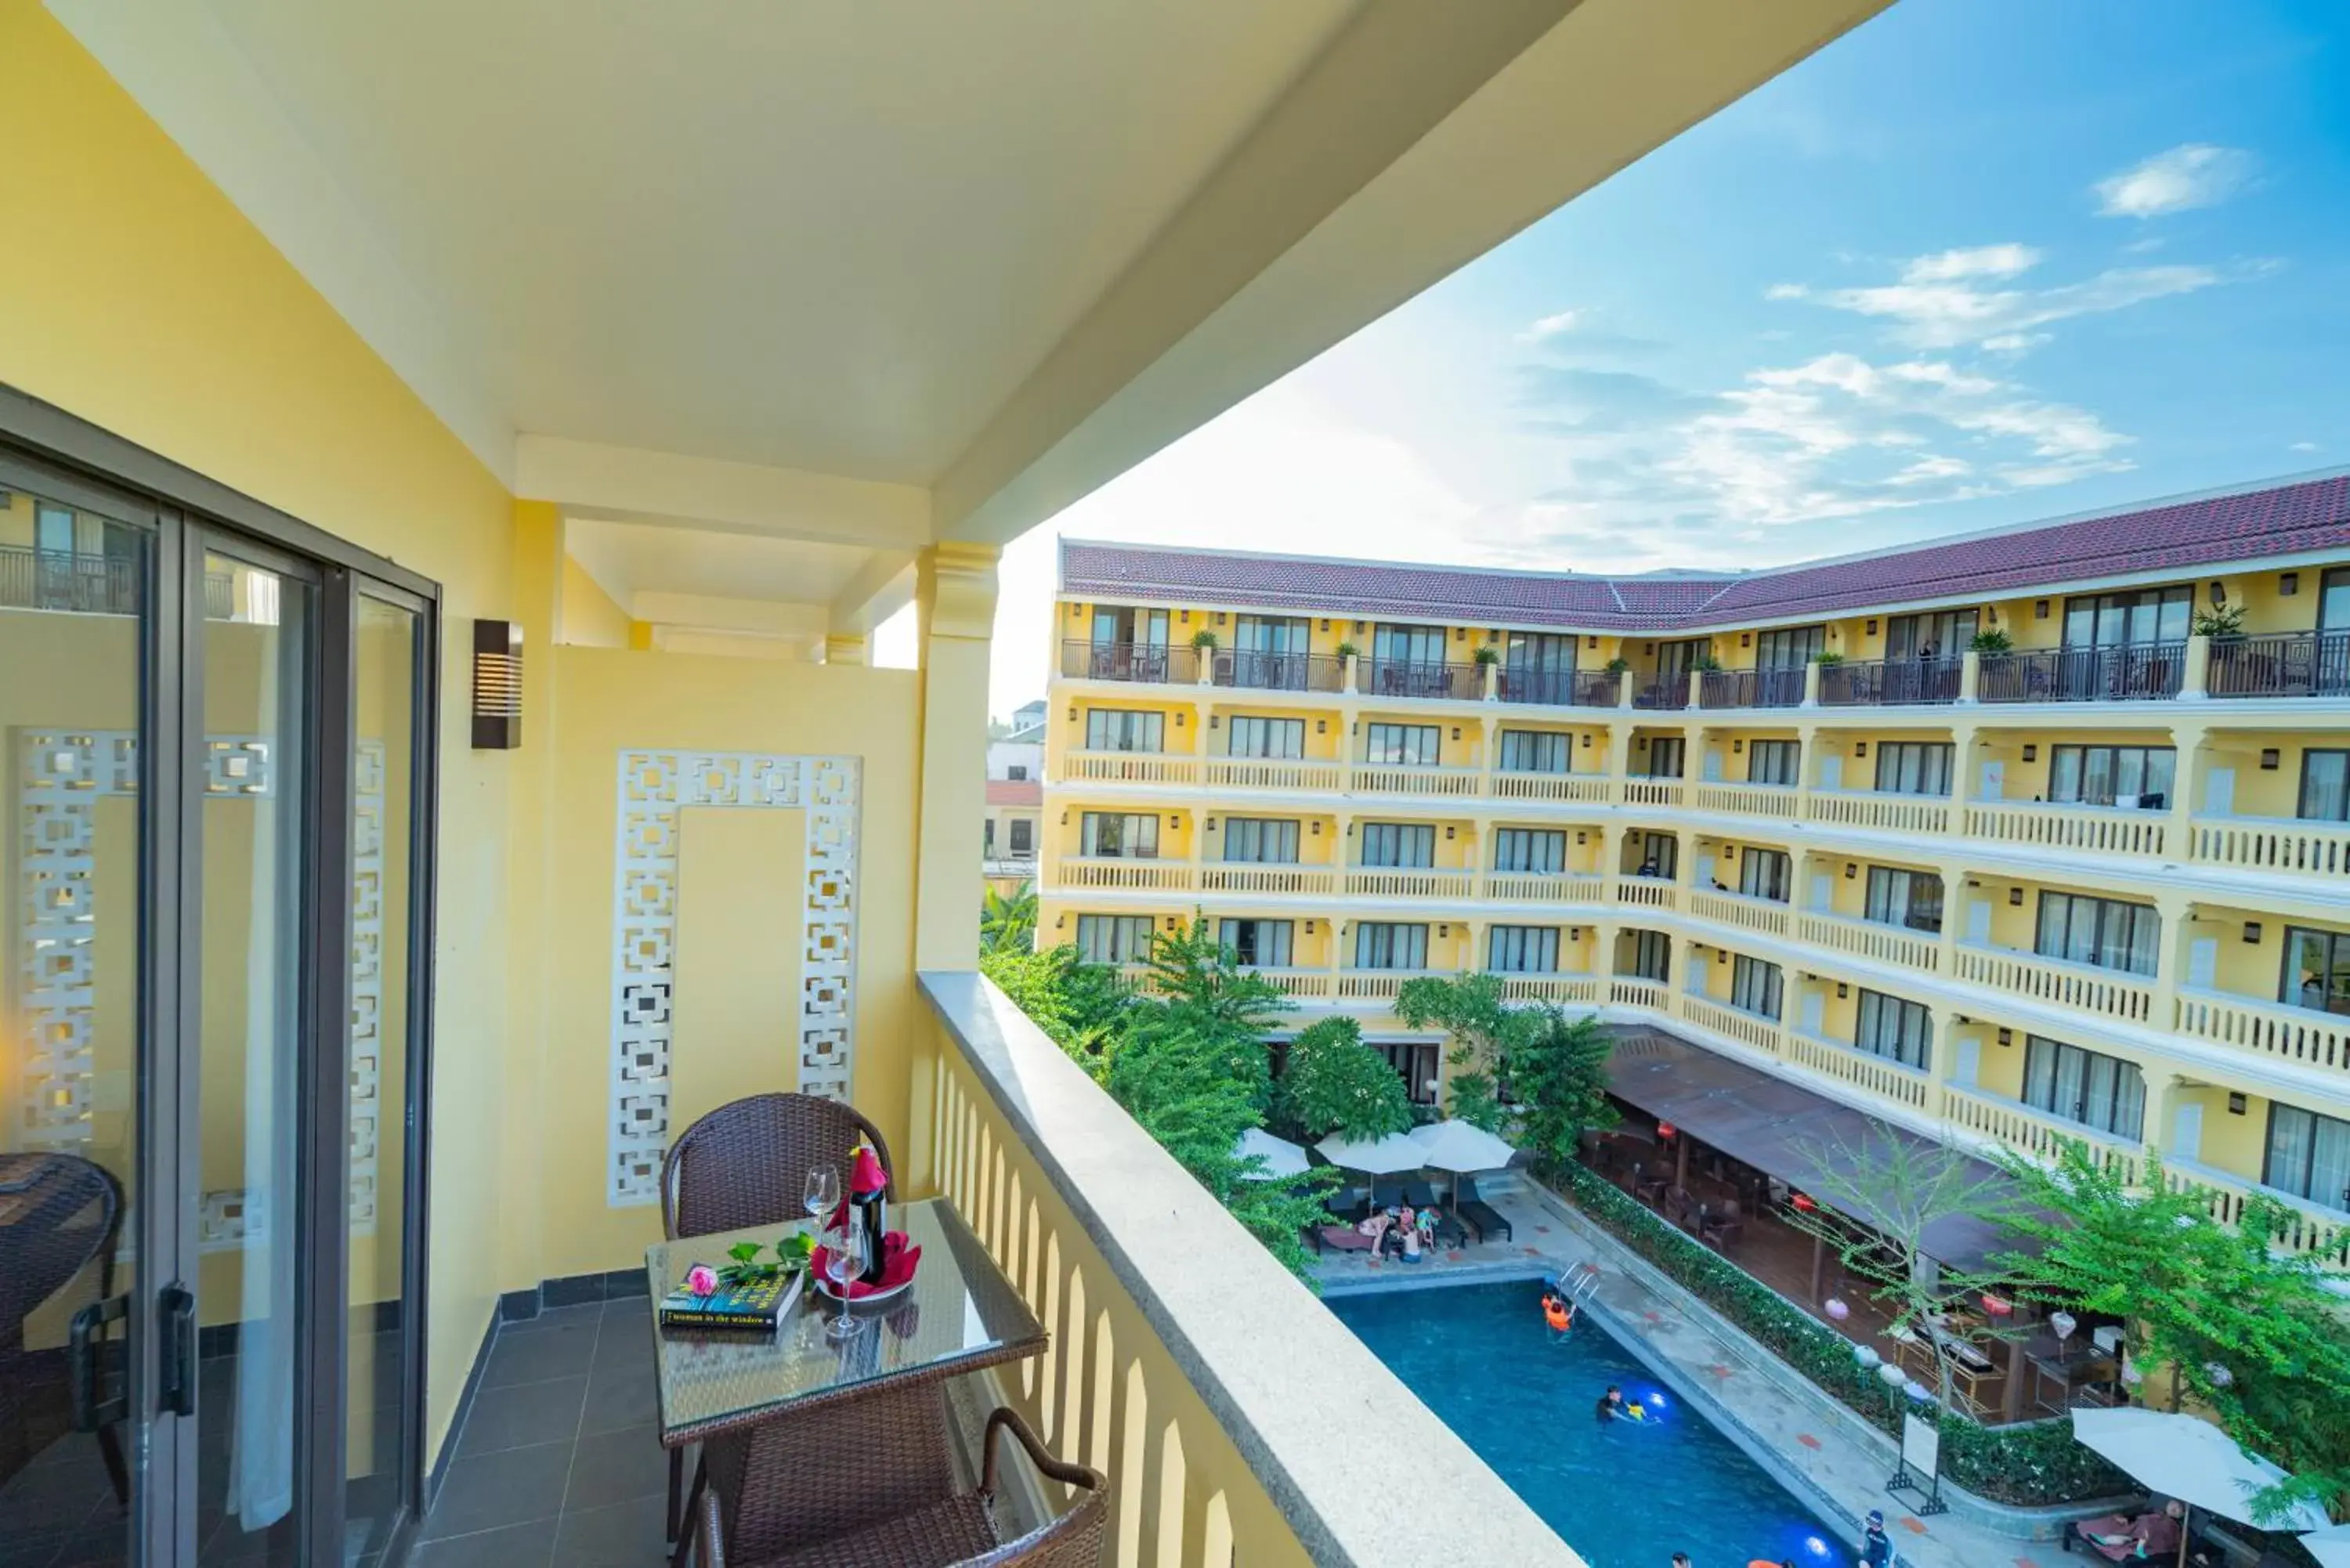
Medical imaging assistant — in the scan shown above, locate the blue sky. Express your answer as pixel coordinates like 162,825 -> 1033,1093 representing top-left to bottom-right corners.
983,0 -> 2350,713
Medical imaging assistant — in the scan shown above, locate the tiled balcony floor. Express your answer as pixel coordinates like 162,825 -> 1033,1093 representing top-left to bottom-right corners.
413,1296 -> 668,1568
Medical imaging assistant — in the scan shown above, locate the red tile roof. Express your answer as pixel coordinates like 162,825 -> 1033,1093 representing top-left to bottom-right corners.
1059,474 -> 2350,632
987,779 -> 1042,807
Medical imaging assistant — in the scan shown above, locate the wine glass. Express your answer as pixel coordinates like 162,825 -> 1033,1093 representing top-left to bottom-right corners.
822,1222 -> 867,1341
804,1165 -> 839,1235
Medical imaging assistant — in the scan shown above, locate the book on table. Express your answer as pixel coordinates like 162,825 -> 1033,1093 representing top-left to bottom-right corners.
659,1269 -> 804,1334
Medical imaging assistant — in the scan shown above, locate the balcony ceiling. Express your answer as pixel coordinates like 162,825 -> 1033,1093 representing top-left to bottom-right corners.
53,0 -> 1886,563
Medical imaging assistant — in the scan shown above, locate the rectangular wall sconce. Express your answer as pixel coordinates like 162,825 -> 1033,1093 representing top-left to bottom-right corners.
1354,621 -> 1365,634
2243,921 -> 2263,944
1205,818 -> 1217,830
1998,1028 -> 2012,1046
2280,573 -> 2300,597
2008,887 -> 2024,906
1311,822 -> 1321,835
1587,636 -> 1599,649
2261,748 -> 2281,770
1740,633 -> 1752,647
1217,612 -> 1227,625
1843,863 -> 1856,879
1733,739 -> 1744,753
1209,714 -> 1220,728
2209,580 -> 2227,605
1165,916 -> 1180,929
1580,733 -> 1592,747
1576,831 -> 1589,845
1180,610 -> 1190,623
1173,712 -> 1186,727
1067,707 -> 1077,722
1304,920 -> 1316,934
1835,982 -> 1849,999
2022,744 -> 2037,762
1450,727 -> 1462,741
1320,619 -> 1331,631
1167,815 -> 1182,829
471,620 -> 523,749
2228,1092 -> 2247,1115
2034,599 -> 2050,619
1866,620 -> 1878,636
1853,742 -> 1867,757
1444,826 -> 1456,840
1437,924 -> 1450,938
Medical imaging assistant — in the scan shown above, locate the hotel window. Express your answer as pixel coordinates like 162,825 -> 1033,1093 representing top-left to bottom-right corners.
1853,990 -> 1933,1071
2283,927 -> 2350,1017
1233,615 -> 1311,656
1488,926 -> 1560,974
983,820 -> 995,854
1080,811 -> 1159,858
1008,819 -> 1032,855
2063,586 -> 2190,648
1874,741 -> 1953,796
1737,847 -> 1791,903
1493,828 -> 1567,874
1219,918 -> 1293,968
1632,831 -> 1677,880
2264,1104 -> 2350,1214
1626,929 -> 1671,984
1084,709 -> 1163,753
1005,764 -> 1029,781
1227,715 -> 1306,759
2036,891 -> 2160,977
1090,606 -> 1170,647
2049,745 -> 2175,807
1730,955 -> 1783,1020
1864,866 -> 1943,933
1499,729 -> 1570,774
1884,609 -> 1976,660
1364,722 -> 1441,765
1747,739 -> 1800,786
2299,750 -> 2350,823
1654,638 -> 1708,683
1372,623 -> 1448,667
1375,1041 -> 1442,1105
1076,914 -> 1155,964
1359,822 -> 1435,869
1355,923 -> 1429,970
1221,818 -> 1300,864
1755,625 -> 1825,669
2023,1036 -> 2146,1141
1645,735 -> 1686,779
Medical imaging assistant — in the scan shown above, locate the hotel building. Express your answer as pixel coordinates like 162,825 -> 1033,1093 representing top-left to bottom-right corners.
1039,475 -> 2350,1265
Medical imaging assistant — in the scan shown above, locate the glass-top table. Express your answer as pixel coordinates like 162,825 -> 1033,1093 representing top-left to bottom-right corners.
642,1196 -> 1045,1448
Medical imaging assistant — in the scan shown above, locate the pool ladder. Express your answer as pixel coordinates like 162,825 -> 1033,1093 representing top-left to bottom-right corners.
1560,1263 -> 1603,1309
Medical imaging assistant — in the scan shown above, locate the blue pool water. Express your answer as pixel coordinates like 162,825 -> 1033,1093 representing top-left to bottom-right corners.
1329,1281 -> 1859,1568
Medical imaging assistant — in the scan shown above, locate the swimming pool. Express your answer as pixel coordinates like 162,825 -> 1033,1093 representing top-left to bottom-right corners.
1329,1279 -> 1858,1568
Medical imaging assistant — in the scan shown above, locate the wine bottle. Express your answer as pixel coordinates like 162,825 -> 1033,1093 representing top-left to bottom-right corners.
848,1142 -> 888,1285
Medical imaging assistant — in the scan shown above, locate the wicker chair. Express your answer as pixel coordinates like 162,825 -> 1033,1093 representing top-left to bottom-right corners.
0,1154 -> 127,1503
660,1093 -> 896,1542
691,1407 -> 1106,1568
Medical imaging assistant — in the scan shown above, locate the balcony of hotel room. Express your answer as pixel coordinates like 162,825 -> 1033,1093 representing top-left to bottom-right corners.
1487,716 -> 1618,804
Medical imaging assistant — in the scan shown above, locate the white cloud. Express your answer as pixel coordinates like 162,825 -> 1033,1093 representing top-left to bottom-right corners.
1520,309 -> 1580,341
1980,331 -> 2052,356
2095,144 -> 2256,219
2290,441 -> 2320,453
1773,246 -> 2224,351
1901,244 -> 2041,282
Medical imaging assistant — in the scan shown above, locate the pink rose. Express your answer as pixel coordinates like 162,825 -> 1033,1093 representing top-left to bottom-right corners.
685,1265 -> 718,1297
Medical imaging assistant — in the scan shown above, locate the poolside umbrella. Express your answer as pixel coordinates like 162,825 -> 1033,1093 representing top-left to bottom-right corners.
1313,1130 -> 1426,1176
1233,1128 -> 1310,1181
2070,1408 -> 2330,1540
2301,1525 -> 2350,1568
1407,1119 -> 1517,1208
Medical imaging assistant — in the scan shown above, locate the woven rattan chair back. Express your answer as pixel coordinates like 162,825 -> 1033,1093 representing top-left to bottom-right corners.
660,1093 -> 895,1241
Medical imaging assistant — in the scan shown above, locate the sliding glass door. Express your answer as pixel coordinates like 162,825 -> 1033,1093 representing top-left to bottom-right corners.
0,432 -> 437,1568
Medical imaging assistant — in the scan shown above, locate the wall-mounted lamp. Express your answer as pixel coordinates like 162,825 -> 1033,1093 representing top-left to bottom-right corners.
1636,736 -> 1649,750
1165,916 -> 1180,929
1320,619 -> 1331,632
1581,733 -> 1592,748
2008,887 -> 2024,907
1209,714 -> 1220,729
1438,924 -> 1450,938
2261,748 -> 2281,771
1067,706 -> 1077,722
2034,599 -> 2050,620
1167,814 -> 1182,829
1174,712 -> 1186,728
1866,620 -> 1878,636
1835,982 -> 1849,999
1304,919 -> 1317,934
472,620 -> 523,749
2021,744 -> 2037,762
2243,921 -> 2263,944
1576,831 -> 1589,845
1853,742 -> 1868,757
1570,927 -> 1583,941
1587,635 -> 1599,649
2280,573 -> 2301,598
1450,727 -> 1462,741
1205,818 -> 1217,830
1998,1028 -> 2012,1046
1843,862 -> 1856,879
1180,610 -> 1190,624
1740,633 -> 1752,648
1216,612 -> 1227,626
1317,719 -> 1329,734
1311,822 -> 1322,835
1444,826 -> 1456,840
1059,810 -> 1068,826
1055,915 -> 1065,930
1733,739 -> 1744,753
2209,581 -> 2227,606
2228,1092 -> 2247,1115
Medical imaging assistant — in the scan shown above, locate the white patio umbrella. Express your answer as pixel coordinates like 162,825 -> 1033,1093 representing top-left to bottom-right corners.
1232,1128 -> 1310,1181
1407,1119 -> 1517,1208
2070,1408 -> 2330,1537
1312,1130 -> 1426,1176
2301,1523 -> 2350,1568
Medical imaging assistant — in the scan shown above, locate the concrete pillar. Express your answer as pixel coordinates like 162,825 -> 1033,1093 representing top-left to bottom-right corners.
1616,668 -> 1635,710
2153,893 -> 2197,1030
1958,649 -> 1981,705
1686,667 -> 1705,712
2179,634 -> 2211,700
1801,659 -> 1823,709
913,541 -> 1001,972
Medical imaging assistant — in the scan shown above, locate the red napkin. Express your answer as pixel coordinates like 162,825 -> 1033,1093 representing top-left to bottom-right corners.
810,1230 -> 920,1299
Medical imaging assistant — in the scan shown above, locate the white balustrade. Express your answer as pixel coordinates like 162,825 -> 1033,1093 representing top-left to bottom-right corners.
2174,988 -> 2350,1078
1943,1086 -> 2145,1176
1056,857 -> 1198,891
1349,764 -> 1485,799
1804,789 -> 1952,836
1491,771 -> 1614,804
1677,995 -> 1784,1055
1202,757 -> 1346,792
1062,750 -> 1202,786
1691,781 -> 1802,819
1342,867 -> 1478,899
1785,1031 -> 1931,1109
1964,800 -> 2168,858
1622,779 -> 1687,808
1690,888 -> 1792,938
2189,815 -> 2350,877
1952,945 -> 2156,1024
1198,864 -> 1338,896
1796,912 -> 1942,972
1614,878 -> 1681,911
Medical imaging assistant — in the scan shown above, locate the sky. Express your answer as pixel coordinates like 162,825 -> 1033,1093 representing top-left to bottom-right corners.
981,0 -> 2350,717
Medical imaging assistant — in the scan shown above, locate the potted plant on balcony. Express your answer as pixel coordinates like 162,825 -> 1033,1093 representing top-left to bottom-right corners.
1603,656 -> 1631,674
1690,653 -> 1723,673
1190,627 -> 1220,652
2192,601 -> 2246,641
1968,628 -> 2013,656
1334,639 -> 1360,661
1813,649 -> 1846,666
1471,643 -> 1501,667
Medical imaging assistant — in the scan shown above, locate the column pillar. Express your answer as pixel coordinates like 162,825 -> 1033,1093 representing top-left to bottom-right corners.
2153,892 -> 2198,1031
913,541 -> 1002,972
2178,634 -> 2212,700
1958,649 -> 1982,705
1801,659 -> 1823,709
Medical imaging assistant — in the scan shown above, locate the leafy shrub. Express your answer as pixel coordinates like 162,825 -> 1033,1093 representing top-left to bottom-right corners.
1603,656 -> 1632,674
1472,643 -> 1501,666
1968,628 -> 2013,656
1191,627 -> 1220,651
1274,1016 -> 1413,1141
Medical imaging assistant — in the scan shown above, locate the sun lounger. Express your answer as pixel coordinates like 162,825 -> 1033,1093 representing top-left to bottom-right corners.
1455,1177 -> 1512,1244
1313,1223 -> 1376,1253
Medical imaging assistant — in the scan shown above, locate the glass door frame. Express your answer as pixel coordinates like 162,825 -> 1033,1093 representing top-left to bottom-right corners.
2,383 -> 443,1567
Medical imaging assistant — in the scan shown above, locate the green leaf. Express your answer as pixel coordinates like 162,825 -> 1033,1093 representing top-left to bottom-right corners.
726,1240 -> 761,1264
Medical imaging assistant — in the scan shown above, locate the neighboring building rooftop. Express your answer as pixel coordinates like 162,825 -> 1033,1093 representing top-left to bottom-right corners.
987,779 -> 1043,807
1059,472 -> 2350,633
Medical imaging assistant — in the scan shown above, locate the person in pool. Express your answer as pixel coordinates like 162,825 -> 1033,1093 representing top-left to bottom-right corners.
1596,1385 -> 1629,1421
1860,1509 -> 1893,1567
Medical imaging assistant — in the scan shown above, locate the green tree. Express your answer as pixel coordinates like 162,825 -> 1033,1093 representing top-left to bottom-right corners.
1274,1016 -> 1412,1142
1393,974 -> 1617,1165
978,943 -> 1122,1059
979,881 -> 1038,956
1993,1140 -> 2350,1523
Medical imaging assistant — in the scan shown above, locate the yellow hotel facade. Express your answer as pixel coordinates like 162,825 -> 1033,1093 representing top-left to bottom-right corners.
1039,475 -> 2350,1266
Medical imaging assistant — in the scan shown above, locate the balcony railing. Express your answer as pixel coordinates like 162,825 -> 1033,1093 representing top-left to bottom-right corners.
1976,641 -> 2186,703
2173,988 -> 2350,1080
1622,777 -> 1685,807
916,974 -> 1577,1566
1198,864 -> 1337,896
1243,966 -> 1336,999
2163,1160 -> 2350,1267
1058,856 -> 1196,891
1818,656 -> 1962,706
1335,966 -> 1451,1002
1679,995 -> 1782,1054
1201,757 -> 1345,792
1491,768 -> 1611,804
1796,910 -> 1942,973
1342,866 -> 1477,900
1495,667 -> 1621,707
0,544 -> 236,617
1063,749 -> 1201,785
2206,629 -> 2350,699
1631,677 -> 1687,710
1350,762 -> 1483,798
1786,1030 -> 1931,1109
1697,667 -> 1805,710
1484,870 -> 1607,905
1061,638 -> 1197,684
2188,814 -> 2350,876
1943,1085 -> 2145,1178
1690,780 -> 1799,818
1495,972 -> 1602,1003
1963,800 -> 2169,859
1614,876 -> 1680,911
1360,659 -> 1480,702
1208,649 -> 1347,693
1952,944 -> 2157,1024
1689,887 -> 1791,939
1805,788 -> 1952,836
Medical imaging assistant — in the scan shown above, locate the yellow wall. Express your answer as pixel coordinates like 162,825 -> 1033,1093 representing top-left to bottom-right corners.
1,2 -> 515,1460
560,556 -> 634,649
